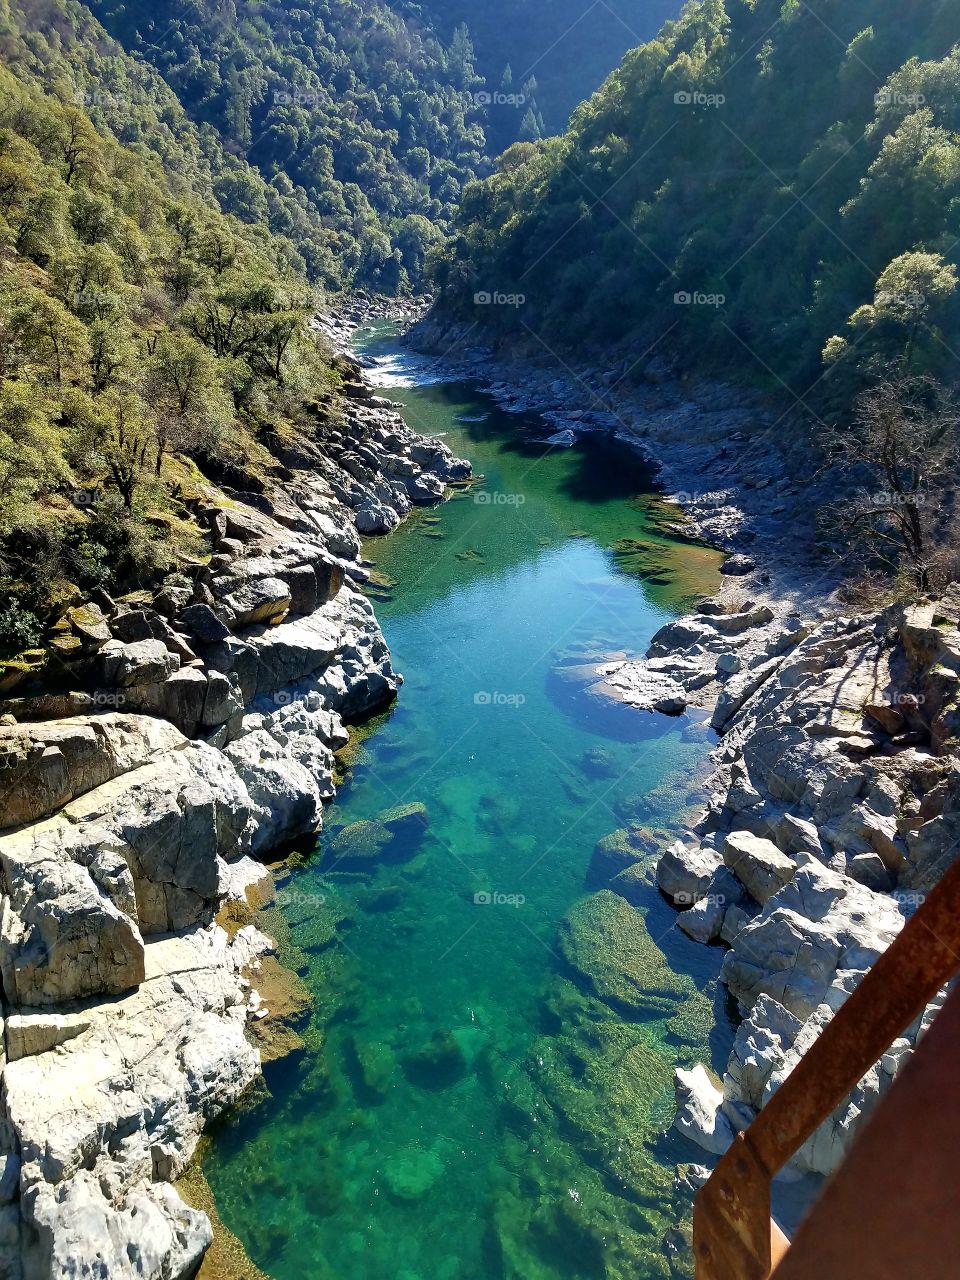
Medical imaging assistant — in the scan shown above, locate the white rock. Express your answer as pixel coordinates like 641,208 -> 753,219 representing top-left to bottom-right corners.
656,841 -> 721,906
722,830 -> 797,904
673,1064 -> 736,1155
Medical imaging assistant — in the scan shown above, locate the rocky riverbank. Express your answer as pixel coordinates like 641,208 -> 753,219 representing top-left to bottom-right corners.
656,588 -> 959,1177
569,583 -> 960,1203
0,355 -> 470,1278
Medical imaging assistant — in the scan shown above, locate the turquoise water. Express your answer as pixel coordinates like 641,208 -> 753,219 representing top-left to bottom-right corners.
205,327 -> 735,1279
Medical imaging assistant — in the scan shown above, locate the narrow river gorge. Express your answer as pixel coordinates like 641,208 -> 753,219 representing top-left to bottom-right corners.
204,326 -> 737,1279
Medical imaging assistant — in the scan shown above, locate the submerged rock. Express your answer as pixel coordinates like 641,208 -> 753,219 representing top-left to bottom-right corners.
326,819 -> 396,868
401,1030 -> 469,1089
558,890 -> 696,1018
586,827 -> 657,886
383,1146 -> 445,1200
377,801 -> 430,835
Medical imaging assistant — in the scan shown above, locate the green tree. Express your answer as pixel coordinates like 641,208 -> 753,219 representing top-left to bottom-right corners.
145,331 -> 232,472
0,380 -> 71,533
824,252 -> 958,374
6,288 -> 89,384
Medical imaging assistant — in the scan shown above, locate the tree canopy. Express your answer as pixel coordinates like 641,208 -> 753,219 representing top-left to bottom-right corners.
430,0 -> 960,416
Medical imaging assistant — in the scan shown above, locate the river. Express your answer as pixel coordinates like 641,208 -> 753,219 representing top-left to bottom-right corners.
204,325 -> 736,1280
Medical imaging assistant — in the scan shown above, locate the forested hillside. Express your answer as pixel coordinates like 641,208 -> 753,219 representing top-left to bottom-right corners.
415,0 -> 680,150
430,0 -> 960,416
85,0 -> 487,289
0,4 -> 352,655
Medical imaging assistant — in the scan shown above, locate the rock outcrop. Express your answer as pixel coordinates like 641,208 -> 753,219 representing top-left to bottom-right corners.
653,587 -> 960,1177
0,356 -> 471,1279
551,597 -> 804,719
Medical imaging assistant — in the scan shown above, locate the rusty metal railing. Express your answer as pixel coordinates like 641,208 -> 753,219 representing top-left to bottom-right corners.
693,857 -> 960,1280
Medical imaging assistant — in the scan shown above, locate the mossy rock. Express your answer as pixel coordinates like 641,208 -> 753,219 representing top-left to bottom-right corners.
534,1017 -> 677,1204
325,819 -> 395,868
285,895 -> 352,953
558,890 -> 695,1018
49,634 -> 83,657
0,652 -> 47,694
608,860 -> 656,907
666,988 -> 716,1052
587,827 -> 658,886
344,1034 -> 395,1102
611,537 -> 678,585
377,801 -> 430,836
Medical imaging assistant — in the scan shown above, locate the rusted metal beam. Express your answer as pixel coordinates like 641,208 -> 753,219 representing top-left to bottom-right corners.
694,856 -> 960,1280
693,1133 -> 789,1280
772,979 -> 960,1279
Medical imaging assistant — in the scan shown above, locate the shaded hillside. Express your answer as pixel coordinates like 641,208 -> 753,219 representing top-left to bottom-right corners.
430,0 -> 960,415
415,0 -> 681,150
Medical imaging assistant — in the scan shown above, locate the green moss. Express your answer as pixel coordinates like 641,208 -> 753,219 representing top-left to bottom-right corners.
325,820 -> 395,868
558,890 -> 695,1017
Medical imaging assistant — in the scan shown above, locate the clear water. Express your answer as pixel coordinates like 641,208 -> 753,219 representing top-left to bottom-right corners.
205,326 -> 736,1279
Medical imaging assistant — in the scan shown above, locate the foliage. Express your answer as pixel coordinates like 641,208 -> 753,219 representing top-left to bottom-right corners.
431,0 -> 960,415
0,599 -> 44,654
83,0 -> 488,290
0,56 -> 338,620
